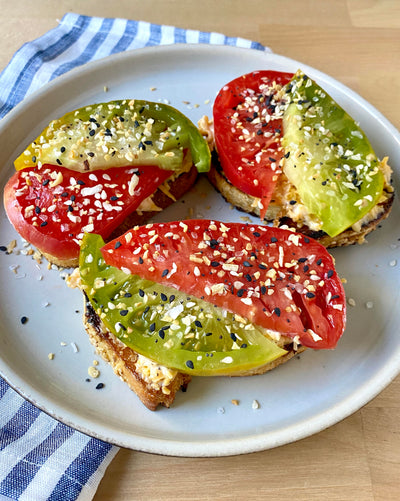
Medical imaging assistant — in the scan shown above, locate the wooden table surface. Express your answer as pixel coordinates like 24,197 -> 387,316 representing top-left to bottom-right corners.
1,1 -> 399,499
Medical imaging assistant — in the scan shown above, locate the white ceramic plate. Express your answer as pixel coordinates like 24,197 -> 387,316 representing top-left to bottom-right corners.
0,45 -> 399,457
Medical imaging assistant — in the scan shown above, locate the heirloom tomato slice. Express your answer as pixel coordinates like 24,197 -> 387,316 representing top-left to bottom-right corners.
213,70 -> 293,218
102,220 -> 346,349
3,163 -> 172,264
80,233 -> 288,376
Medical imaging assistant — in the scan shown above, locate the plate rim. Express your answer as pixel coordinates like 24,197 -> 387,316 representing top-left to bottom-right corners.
1,43 -> 400,457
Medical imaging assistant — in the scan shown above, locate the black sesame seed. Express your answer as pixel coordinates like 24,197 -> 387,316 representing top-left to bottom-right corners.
230,333 -> 237,342
149,323 -> 156,332
110,196 -> 118,201
186,360 -> 194,370
253,231 -> 261,237
327,270 -> 334,278
298,257 -> 307,263
244,274 -> 252,282
89,129 -> 96,136
35,206 -> 41,214
241,343 -> 248,348
194,320 -> 203,328
158,330 -> 165,339
67,206 -> 74,212
40,221 -> 48,227
95,383 -> 104,390
284,151 -> 290,158
0,246 -> 7,252
124,292 -> 132,298
237,289 -> 245,297
260,286 -> 267,295
206,332 -> 212,336
42,179 -> 50,186
303,265 -> 309,272
274,307 -> 281,317
61,192 -> 69,197
306,292 -> 315,298
243,261 -> 252,267
114,241 -> 122,249
211,261 -> 220,267
169,295 -> 175,303
160,293 -> 168,301
119,309 -> 128,316
258,264 -> 267,270
317,258 -> 322,265
77,180 -> 85,185
60,146 -> 66,153
138,257 -> 144,264
270,237 -> 278,243
20,316 -> 28,325
139,289 -> 145,297
161,269 -> 169,277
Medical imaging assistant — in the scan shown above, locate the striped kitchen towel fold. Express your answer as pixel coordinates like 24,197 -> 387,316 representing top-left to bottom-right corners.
0,12 -> 266,501
0,12 -> 267,119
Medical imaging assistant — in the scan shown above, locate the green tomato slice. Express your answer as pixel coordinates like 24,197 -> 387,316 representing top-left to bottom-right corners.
79,233 -> 287,376
282,71 -> 384,237
15,100 -> 210,174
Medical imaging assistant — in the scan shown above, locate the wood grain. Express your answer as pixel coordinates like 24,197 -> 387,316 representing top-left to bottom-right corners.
0,1 -> 399,499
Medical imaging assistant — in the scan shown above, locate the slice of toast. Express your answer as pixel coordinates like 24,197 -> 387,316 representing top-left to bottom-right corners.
81,289 -> 306,409
207,159 -> 395,248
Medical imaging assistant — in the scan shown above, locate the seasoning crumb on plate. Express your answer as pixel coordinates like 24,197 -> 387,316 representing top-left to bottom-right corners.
88,366 -> 100,378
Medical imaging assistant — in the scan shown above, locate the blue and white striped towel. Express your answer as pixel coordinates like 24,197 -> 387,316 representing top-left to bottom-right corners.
0,12 -> 266,501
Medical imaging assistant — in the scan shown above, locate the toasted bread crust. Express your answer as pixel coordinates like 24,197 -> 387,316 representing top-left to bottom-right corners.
83,295 -> 191,411
207,162 -> 394,248
41,166 -> 198,268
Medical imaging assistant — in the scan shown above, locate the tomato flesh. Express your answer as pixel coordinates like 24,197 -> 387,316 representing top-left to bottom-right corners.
80,233 -> 288,376
213,70 -> 293,218
102,220 -> 346,349
282,71 -> 385,237
4,164 -> 172,262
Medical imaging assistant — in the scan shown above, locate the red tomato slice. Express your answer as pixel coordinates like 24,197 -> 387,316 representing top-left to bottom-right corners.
102,220 -> 346,349
4,164 -> 172,262
213,70 -> 293,219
